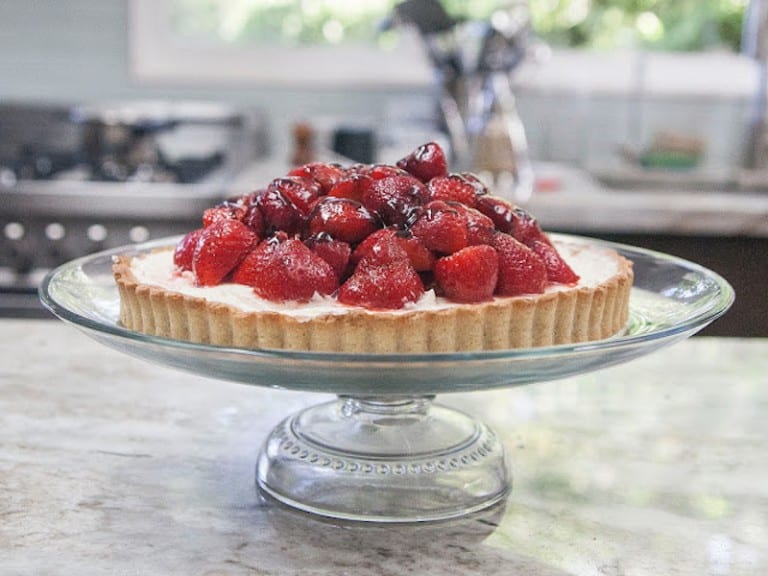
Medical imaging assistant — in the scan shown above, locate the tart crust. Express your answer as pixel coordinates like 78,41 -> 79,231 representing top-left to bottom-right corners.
113,245 -> 633,353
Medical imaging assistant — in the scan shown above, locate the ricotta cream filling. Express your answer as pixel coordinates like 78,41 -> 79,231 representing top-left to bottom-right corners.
129,241 -> 619,320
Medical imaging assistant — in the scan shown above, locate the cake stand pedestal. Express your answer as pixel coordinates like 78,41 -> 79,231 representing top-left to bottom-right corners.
257,396 -> 508,522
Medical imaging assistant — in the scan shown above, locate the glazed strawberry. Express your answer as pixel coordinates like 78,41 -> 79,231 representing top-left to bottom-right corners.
288,162 -> 345,193
491,233 -> 547,296
396,141 -> 448,182
233,237 -> 338,302
529,239 -> 579,284
173,228 -> 204,271
361,174 -> 428,228
475,197 -> 547,244
351,228 -> 410,267
268,176 -> 323,217
327,174 -> 369,202
434,245 -> 499,303
202,201 -> 247,228
307,197 -> 380,244
338,259 -> 424,310
457,172 -> 489,197
510,208 -> 548,245
193,220 -> 259,286
305,233 -> 352,280
410,201 -> 468,255
427,174 -> 483,206
357,163 -> 410,180
448,202 -> 496,246
351,228 -> 433,271
255,186 -> 302,235
474,196 -> 515,235
395,231 -> 435,271
243,200 -> 266,238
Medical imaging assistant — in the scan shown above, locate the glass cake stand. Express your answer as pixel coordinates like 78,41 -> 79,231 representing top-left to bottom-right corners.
40,235 -> 734,523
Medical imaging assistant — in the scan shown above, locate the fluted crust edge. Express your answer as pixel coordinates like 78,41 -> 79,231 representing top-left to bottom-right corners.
113,253 -> 633,353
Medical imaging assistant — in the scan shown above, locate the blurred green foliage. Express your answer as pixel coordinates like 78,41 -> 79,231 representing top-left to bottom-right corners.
522,0 -> 748,51
172,0 -> 747,52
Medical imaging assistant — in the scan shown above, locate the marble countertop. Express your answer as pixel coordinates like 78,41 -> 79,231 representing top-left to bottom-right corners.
1,320 -> 766,575
525,164 -> 768,238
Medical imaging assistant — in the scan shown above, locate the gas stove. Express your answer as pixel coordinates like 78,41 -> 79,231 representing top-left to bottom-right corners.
0,101 -> 263,317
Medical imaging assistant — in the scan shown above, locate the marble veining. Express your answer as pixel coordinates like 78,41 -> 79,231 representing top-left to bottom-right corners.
1,320 -> 766,575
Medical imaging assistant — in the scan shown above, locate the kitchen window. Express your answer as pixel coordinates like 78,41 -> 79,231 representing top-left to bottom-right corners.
130,0 -> 752,89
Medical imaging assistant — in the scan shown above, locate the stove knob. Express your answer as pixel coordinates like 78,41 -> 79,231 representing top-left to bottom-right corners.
9,247 -> 34,276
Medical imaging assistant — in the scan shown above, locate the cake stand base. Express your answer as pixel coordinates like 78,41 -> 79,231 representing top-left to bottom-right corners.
256,396 -> 510,523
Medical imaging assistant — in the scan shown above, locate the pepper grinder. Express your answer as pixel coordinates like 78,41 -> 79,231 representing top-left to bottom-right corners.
290,121 -> 316,166
472,71 -> 534,202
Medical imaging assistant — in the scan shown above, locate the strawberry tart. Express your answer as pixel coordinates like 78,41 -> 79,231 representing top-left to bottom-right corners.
114,142 -> 633,353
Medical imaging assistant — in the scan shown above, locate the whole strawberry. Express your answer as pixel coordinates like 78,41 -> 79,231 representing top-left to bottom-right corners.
268,176 -> 323,217
427,173 -> 484,206
305,233 -> 352,281
529,239 -> 579,284
193,220 -> 259,286
357,163 -> 410,181
338,259 -> 424,310
448,202 -> 496,246
410,201 -> 469,255
351,228 -> 433,271
255,187 -> 302,235
396,141 -> 448,182
395,231 -> 435,271
350,228 -> 403,267
361,174 -> 428,228
174,228 -> 204,272
233,237 -> 338,302
434,245 -> 499,303
491,233 -> 547,296
327,173 -> 369,203
288,162 -> 345,193
202,201 -> 247,228
243,199 -> 266,238
307,197 -> 380,244
475,196 -> 546,244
